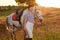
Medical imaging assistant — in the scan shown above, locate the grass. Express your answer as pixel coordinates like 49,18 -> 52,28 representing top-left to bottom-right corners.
0,10 -> 60,40
43,13 -> 60,18
0,10 -> 15,16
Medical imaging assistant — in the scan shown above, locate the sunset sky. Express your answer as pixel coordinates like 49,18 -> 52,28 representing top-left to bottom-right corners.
0,0 -> 60,8
36,0 -> 60,8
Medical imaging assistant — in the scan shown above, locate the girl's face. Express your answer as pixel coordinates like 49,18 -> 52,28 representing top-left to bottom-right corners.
29,7 -> 33,12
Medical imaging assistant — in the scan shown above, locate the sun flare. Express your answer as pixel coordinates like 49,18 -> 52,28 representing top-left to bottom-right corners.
0,0 -> 60,8
36,0 -> 60,8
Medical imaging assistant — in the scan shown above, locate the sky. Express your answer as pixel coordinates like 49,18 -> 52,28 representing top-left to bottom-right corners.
36,0 -> 60,8
0,0 -> 18,6
0,0 -> 60,8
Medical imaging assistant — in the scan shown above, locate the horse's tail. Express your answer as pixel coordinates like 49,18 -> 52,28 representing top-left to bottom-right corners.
5,17 -> 9,31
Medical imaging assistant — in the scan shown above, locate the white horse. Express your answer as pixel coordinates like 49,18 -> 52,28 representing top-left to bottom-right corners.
6,9 -> 24,40
6,6 -> 43,40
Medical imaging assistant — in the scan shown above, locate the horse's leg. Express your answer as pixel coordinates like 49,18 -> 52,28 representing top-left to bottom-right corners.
13,31 -> 17,40
10,31 -> 16,40
11,32 -> 16,40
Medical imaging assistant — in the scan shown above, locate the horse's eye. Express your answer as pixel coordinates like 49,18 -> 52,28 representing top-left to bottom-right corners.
36,12 -> 39,13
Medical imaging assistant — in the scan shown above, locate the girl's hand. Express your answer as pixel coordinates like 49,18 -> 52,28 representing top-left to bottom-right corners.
24,26 -> 26,31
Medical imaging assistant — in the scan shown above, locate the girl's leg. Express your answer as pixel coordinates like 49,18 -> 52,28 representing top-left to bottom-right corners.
24,30 -> 29,40
26,22 -> 34,40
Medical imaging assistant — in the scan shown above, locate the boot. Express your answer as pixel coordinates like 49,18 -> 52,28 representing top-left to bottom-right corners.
28,38 -> 32,40
24,38 -> 29,40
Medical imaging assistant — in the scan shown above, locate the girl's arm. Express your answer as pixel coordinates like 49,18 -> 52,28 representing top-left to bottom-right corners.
23,16 -> 27,32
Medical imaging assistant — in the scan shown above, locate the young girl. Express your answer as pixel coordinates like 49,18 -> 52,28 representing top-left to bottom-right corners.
23,5 -> 34,40
23,4 -> 43,40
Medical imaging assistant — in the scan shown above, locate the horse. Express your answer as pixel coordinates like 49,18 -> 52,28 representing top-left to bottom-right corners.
6,6 -> 43,40
6,9 -> 24,40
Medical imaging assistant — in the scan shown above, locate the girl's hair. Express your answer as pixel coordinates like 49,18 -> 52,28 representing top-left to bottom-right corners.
28,4 -> 34,8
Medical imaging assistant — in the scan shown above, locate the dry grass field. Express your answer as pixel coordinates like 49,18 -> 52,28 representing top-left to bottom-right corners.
0,7 -> 60,40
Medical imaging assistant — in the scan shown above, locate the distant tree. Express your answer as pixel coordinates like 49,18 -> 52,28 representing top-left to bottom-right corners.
8,5 -> 11,10
15,0 -> 35,6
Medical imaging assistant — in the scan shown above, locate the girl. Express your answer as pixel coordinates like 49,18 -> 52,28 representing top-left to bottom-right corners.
23,5 -> 34,40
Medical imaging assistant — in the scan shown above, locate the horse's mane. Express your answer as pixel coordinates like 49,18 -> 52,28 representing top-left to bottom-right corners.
18,9 -> 25,25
